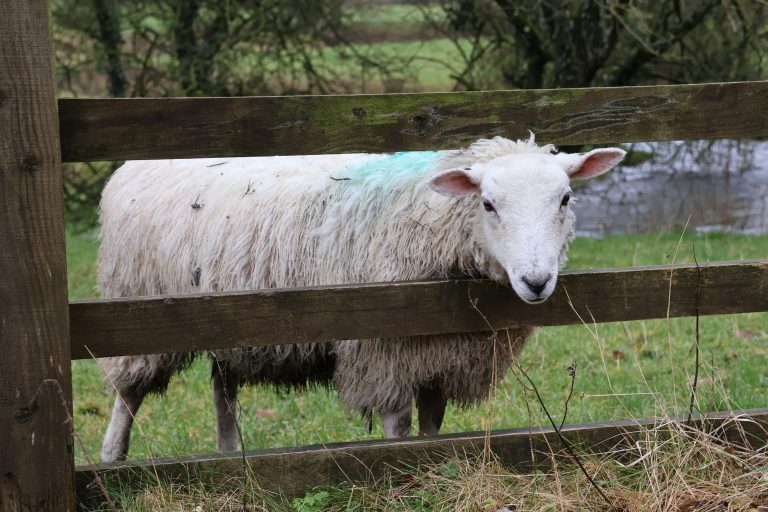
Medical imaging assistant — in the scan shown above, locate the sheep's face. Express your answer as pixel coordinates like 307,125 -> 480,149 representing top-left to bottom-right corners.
430,148 -> 625,304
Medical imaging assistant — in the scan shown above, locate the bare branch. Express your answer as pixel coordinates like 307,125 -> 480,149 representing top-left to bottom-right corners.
609,0 -> 721,85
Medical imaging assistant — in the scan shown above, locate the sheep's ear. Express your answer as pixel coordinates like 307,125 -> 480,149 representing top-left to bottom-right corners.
429,168 -> 480,198
557,148 -> 626,180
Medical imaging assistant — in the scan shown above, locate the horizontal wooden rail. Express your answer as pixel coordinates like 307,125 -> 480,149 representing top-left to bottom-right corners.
69,260 -> 768,360
75,408 -> 768,506
59,81 -> 768,162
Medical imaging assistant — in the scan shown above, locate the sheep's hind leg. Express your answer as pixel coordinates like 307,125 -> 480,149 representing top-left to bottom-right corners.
416,384 -> 447,436
101,390 -> 144,462
212,361 -> 240,452
381,402 -> 412,438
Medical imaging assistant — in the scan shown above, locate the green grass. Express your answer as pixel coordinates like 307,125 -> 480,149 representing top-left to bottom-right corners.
66,227 -> 99,299
344,38 -> 475,91
68,230 -> 768,468
345,3 -> 445,28
227,36 -> 472,94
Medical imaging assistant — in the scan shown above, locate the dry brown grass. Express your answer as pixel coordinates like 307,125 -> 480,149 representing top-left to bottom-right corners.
94,413 -> 768,511
314,417 -> 768,512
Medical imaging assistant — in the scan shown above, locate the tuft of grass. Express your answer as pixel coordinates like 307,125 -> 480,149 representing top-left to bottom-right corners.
95,479 -> 283,512
320,418 -> 768,511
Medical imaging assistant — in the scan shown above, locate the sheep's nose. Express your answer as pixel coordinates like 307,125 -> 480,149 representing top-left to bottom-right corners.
522,274 -> 552,296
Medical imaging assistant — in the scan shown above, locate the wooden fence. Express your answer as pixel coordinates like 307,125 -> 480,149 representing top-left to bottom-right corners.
1,2 -> 767,510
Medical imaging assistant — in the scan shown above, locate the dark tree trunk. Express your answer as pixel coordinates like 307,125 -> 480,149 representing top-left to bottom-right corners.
174,0 -> 200,94
173,0 -> 230,96
92,0 -> 127,97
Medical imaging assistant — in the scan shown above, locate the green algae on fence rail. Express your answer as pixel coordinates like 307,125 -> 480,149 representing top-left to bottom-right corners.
59,81 -> 768,162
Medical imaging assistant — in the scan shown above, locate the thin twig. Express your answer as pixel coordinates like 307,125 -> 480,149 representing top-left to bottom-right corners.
687,244 -> 702,423
559,361 -> 577,431
243,180 -> 253,197
517,365 -> 617,512
666,215 -> 692,413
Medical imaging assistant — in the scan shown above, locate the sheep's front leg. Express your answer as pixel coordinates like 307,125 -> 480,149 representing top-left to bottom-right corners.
212,361 -> 240,452
101,390 -> 144,462
416,385 -> 447,436
381,402 -> 413,438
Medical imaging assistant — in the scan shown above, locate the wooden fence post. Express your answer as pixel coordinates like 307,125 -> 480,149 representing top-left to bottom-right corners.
0,1 -> 75,510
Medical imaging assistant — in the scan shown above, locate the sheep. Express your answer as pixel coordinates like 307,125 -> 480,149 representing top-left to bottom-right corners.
98,135 -> 625,462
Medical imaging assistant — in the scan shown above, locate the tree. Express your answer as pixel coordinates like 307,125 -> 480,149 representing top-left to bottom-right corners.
52,0 -> 355,98
424,0 -> 767,90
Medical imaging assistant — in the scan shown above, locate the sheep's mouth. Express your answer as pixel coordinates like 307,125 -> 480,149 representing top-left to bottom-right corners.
511,280 -> 554,305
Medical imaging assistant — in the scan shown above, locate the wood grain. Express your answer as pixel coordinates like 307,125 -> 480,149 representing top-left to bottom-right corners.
75,408 -> 768,506
69,260 -> 768,360
59,81 -> 768,162
0,1 -> 75,510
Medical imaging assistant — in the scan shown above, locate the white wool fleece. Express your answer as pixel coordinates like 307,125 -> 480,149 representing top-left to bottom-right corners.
98,135 -> 623,412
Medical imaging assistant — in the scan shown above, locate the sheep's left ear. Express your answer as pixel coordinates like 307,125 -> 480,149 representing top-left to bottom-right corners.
429,168 -> 480,198
556,148 -> 626,180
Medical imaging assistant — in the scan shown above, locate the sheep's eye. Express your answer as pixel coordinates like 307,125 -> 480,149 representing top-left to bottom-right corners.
560,193 -> 571,208
482,200 -> 495,213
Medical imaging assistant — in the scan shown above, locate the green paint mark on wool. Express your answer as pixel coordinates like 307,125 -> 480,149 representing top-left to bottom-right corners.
343,151 -> 443,183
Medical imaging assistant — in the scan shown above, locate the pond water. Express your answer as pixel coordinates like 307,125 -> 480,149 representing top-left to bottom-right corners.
573,140 -> 768,237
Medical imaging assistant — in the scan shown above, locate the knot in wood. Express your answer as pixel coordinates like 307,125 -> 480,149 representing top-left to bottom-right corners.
410,114 -> 434,136
14,400 -> 38,424
20,154 -> 40,174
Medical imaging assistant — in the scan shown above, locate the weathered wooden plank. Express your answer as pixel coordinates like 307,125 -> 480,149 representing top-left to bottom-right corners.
0,1 -> 75,510
59,81 -> 768,162
75,408 -> 768,507
69,260 -> 768,360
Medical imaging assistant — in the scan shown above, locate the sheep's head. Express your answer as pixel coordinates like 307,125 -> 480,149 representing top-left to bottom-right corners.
430,145 -> 625,304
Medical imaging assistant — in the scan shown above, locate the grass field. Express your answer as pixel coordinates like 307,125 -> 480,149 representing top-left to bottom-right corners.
68,230 -> 768,473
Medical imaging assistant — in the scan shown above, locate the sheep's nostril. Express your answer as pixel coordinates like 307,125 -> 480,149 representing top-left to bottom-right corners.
522,274 -> 551,296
